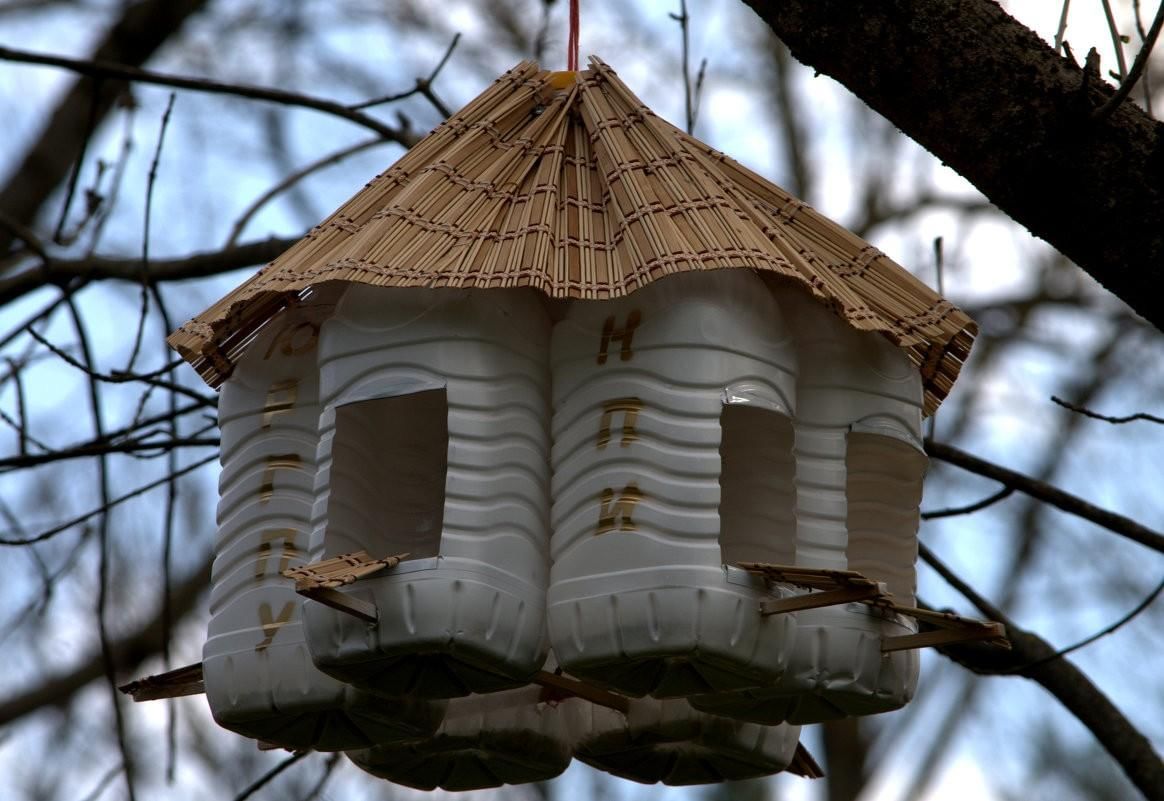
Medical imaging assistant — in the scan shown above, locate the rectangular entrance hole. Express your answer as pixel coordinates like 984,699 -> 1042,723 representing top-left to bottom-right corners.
718,404 -> 796,567
325,388 -> 448,561
845,432 -> 927,606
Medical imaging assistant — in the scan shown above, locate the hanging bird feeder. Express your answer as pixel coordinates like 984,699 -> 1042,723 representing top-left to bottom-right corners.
131,57 -> 1006,790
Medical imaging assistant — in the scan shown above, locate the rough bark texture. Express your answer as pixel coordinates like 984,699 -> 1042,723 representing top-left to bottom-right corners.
0,0 -> 208,250
742,0 -> 1164,333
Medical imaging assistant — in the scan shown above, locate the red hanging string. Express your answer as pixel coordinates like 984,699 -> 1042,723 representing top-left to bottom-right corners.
567,0 -> 580,71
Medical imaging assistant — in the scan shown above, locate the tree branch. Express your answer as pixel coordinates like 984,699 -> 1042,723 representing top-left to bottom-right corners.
918,544 -> 1163,800
0,237 -> 298,305
0,44 -> 418,146
925,440 -> 1164,554
0,0 -> 209,251
0,558 -> 210,727
742,0 -> 1164,333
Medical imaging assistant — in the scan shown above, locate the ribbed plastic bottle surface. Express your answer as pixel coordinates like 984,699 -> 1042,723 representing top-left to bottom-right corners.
548,270 -> 798,698
691,288 -> 925,723
574,697 -> 801,785
304,286 -> 551,698
204,292 -> 444,749
688,604 -> 920,724
346,683 -> 578,791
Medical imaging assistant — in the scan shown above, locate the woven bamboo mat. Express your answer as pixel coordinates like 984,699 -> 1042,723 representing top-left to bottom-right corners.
168,57 -> 975,414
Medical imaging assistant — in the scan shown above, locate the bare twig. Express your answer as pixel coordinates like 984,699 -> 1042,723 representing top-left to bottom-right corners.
1051,394 -> 1164,424
1093,1 -> 1164,120
921,486 -> 1015,520
918,546 -> 1164,799
670,0 -> 702,134
0,455 -> 216,546
0,209 -> 49,260
1054,0 -> 1072,53
147,282 -> 181,784
1002,574 -> 1164,673
297,753 -> 341,801
925,440 -> 1164,554
0,44 -> 416,144
226,137 -> 383,248
51,76 -> 103,246
349,31 -> 461,119
232,751 -> 309,801
0,236 -> 297,306
5,356 -> 29,455
124,93 -> 175,374
57,286 -> 137,801
927,236 -> 944,441
768,36 -> 811,200
0,558 -> 211,726
25,328 -> 213,405
77,764 -> 121,801
0,437 -> 219,470
1133,0 -> 1156,114
1100,0 -> 1131,80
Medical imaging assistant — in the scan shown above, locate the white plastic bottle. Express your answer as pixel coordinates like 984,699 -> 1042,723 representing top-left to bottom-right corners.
548,270 -> 798,698
204,290 -> 444,749
346,660 -> 580,790
690,288 -> 924,723
573,697 -> 802,785
303,286 -> 551,698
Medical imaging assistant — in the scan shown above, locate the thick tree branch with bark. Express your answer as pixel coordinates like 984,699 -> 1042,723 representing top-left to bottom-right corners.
742,0 -> 1164,333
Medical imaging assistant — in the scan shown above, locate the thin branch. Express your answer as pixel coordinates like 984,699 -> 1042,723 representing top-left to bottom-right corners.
1133,0 -> 1156,114
918,542 -> 1008,622
77,764 -> 121,801
921,485 -> 1015,520
925,440 -> 1164,553
14,399 -> 211,463
0,44 -> 416,144
51,75 -> 103,246
1054,0 -> 1072,53
5,356 -> 29,455
0,209 -> 49,260
232,751 -> 309,801
1100,0 -> 1131,81
124,93 -> 176,374
0,236 -> 297,306
1093,0 -> 1164,120
226,137 -> 383,248
57,283 -> 137,801
25,328 -> 214,405
1051,394 -> 1164,424
1000,573 -> 1164,673
0,454 -> 217,546
297,753 -> 341,801
0,558 -> 211,726
767,35 -> 811,201
918,547 -> 1164,800
926,236 -> 944,441
0,437 -> 219,471
349,31 -> 461,118
670,0 -> 704,135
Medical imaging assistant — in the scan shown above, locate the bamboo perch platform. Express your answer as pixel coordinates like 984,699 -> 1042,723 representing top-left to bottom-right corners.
281,550 -> 408,623
738,561 -> 1010,652
167,57 -> 975,416
118,662 -> 206,702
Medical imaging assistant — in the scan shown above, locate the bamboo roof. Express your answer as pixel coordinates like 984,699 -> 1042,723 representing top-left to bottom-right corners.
168,57 -> 976,415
